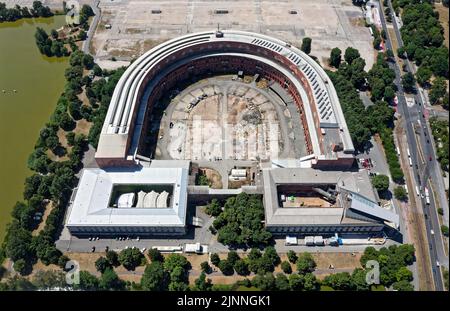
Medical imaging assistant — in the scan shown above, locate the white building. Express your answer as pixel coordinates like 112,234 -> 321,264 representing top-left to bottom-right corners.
65,164 -> 189,236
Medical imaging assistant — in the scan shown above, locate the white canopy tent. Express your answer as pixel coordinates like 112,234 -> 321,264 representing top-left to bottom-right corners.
136,190 -> 146,208
143,190 -> 158,207
116,193 -> 135,208
156,191 -> 169,208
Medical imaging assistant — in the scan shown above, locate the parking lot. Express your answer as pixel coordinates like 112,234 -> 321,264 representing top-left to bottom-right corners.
91,0 -> 374,69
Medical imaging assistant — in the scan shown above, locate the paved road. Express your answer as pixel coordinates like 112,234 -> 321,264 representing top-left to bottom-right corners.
380,1 -> 448,291
82,0 -> 100,55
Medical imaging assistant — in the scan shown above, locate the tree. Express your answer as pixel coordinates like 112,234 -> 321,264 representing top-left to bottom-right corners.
371,174 -> 390,193
301,37 -> 312,54
248,248 -> 262,261
147,248 -> 164,262
168,265 -> 189,291
194,272 -> 212,291
99,268 -> 125,290
394,186 -> 408,201
296,253 -> 316,274
78,30 -> 87,41
396,267 -> 413,282
288,273 -> 303,290
218,260 -> 234,276
50,29 -> 58,39
50,167 -> 75,201
383,86 -> 395,103
200,261 -> 211,274
287,250 -> 298,264
205,199 -> 222,216
322,272 -> 354,290
106,250 -> 119,267
263,246 -> 280,267
13,259 -> 29,276
95,256 -> 112,273
33,236 -> 62,266
214,193 -> 271,247
164,254 -> 190,273
441,225 -> 449,237
393,280 -> 414,291
82,54 -> 95,70
27,147 -> 51,174
344,47 -> 360,64
401,72 -> 416,93
281,261 -> 292,274
227,251 -> 240,265
429,77 -> 448,105
141,261 -> 167,291
329,47 -> 342,68
275,273 -> 290,291
373,37 -> 382,50
79,4 -> 95,25
32,270 -> 66,290
118,247 -> 145,271
351,268 -> 370,291
76,271 -> 99,291
252,272 -> 276,291
4,222 -> 33,262
58,255 -> 70,269
416,67 -> 432,87
234,259 -> 249,276
59,112 -> 76,131
210,253 -> 221,267
303,273 -> 318,291
93,64 -> 103,76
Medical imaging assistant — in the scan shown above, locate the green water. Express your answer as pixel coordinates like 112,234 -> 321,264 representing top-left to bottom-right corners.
0,16 -> 69,241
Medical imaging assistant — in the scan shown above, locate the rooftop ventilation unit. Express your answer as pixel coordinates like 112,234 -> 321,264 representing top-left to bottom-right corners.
289,10 -> 298,14
151,9 -> 162,14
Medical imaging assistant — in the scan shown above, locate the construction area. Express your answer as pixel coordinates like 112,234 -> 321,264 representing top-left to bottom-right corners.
91,0 -> 375,70
278,184 -> 338,208
148,76 -> 306,162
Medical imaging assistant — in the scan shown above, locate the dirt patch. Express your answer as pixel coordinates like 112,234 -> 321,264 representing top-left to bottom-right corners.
142,39 -> 168,51
32,201 -> 55,236
435,3 -> 449,48
228,179 -> 251,189
64,252 -> 106,273
57,128 -> 69,149
201,168 -> 223,189
31,260 -> 61,277
75,119 -> 92,136
273,252 -> 362,274
350,17 -> 366,27
311,252 -> 362,269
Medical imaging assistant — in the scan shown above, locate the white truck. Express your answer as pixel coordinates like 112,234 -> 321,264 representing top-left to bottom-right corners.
424,187 -> 430,205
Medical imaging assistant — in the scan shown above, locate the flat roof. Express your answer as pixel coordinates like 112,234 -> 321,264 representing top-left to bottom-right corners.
66,166 -> 188,228
262,168 -> 394,227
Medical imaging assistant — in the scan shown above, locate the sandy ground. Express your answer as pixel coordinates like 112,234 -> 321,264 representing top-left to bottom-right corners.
435,3 -> 449,49
32,201 -> 55,236
91,0 -> 374,69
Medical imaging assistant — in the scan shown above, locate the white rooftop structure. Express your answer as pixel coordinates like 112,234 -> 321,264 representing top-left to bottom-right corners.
116,193 -> 135,208
95,30 -> 354,167
65,166 -> 189,235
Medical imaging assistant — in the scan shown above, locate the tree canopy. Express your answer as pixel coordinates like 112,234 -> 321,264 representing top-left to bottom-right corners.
212,193 -> 272,247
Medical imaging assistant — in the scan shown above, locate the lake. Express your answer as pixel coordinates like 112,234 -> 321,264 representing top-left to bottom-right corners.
0,16 -> 69,241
